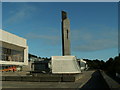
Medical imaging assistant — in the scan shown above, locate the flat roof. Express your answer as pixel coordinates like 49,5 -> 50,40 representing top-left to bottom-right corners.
0,29 -> 26,40
0,29 -> 27,47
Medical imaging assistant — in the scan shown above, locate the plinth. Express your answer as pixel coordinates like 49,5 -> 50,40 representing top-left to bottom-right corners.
51,56 -> 81,74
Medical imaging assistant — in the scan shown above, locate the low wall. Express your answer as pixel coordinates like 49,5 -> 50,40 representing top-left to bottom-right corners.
2,74 -> 82,82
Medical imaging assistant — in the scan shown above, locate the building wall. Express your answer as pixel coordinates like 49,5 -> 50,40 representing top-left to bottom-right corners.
77,59 -> 88,71
0,29 -> 26,47
0,29 -> 28,65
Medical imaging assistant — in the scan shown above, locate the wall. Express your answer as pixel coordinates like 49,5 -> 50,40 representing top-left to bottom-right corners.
0,29 -> 28,65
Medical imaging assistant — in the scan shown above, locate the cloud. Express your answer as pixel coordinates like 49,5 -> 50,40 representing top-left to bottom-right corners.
23,27 -> 61,46
25,33 -> 59,41
25,32 -> 61,46
5,3 -> 37,24
71,28 -> 118,52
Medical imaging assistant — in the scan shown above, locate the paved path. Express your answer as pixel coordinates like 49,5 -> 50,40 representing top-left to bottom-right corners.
101,71 -> 120,89
80,70 -> 110,89
2,71 -> 27,76
2,70 -> 110,89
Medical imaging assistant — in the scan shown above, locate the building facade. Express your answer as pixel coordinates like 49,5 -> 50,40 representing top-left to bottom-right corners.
0,29 -> 28,66
78,59 -> 88,71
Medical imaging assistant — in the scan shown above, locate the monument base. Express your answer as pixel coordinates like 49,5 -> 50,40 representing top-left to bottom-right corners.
51,56 -> 81,74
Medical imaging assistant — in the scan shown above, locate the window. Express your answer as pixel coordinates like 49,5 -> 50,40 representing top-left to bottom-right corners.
1,47 -> 24,62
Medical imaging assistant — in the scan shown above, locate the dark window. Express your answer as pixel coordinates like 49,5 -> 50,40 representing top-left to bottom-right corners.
1,47 -> 24,62
67,29 -> 69,39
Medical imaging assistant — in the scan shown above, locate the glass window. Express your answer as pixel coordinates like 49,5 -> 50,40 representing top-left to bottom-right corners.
1,47 -> 24,62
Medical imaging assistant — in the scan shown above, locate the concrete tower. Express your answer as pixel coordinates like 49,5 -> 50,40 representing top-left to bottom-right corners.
51,11 -> 81,74
62,11 -> 71,56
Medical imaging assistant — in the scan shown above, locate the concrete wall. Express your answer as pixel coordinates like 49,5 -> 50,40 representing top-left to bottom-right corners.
0,29 -> 26,47
62,12 -> 71,56
0,29 -> 28,65
52,56 -> 81,74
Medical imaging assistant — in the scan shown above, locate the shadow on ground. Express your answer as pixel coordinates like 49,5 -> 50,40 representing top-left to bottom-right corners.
106,72 -> 120,84
80,70 -> 110,90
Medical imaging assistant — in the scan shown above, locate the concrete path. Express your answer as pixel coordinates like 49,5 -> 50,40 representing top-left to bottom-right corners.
2,71 -> 27,76
80,70 -> 110,89
101,71 -> 120,89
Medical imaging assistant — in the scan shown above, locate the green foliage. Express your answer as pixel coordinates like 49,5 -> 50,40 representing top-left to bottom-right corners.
83,59 -> 105,70
83,54 -> 120,75
105,55 -> 120,75
28,53 -> 50,61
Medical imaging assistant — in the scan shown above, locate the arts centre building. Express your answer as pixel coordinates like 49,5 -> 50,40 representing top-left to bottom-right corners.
0,29 -> 28,71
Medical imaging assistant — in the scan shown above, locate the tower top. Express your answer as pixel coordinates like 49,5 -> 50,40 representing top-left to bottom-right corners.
62,11 -> 67,20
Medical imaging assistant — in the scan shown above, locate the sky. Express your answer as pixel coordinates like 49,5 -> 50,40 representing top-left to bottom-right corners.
2,2 -> 118,61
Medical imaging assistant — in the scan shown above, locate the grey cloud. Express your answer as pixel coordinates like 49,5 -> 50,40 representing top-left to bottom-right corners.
74,39 -> 117,52
25,33 -> 60,41
25,33 -> 60,46
71,28 -> 118,52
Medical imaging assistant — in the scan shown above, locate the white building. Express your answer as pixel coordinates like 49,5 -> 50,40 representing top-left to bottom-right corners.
78,59 -> 88,71
0,29 -> 28,66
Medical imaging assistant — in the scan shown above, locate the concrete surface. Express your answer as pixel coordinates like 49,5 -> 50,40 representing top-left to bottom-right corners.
2,72 -> 82,82
100,70 -> 120,89
62,11 -> 71,56
2,71 -> 27,76
2,70 -> 111,89
51,56 -> 81,74
2,70 -> 94,88
0,29 -> 28,65
80,70 -> 110,89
